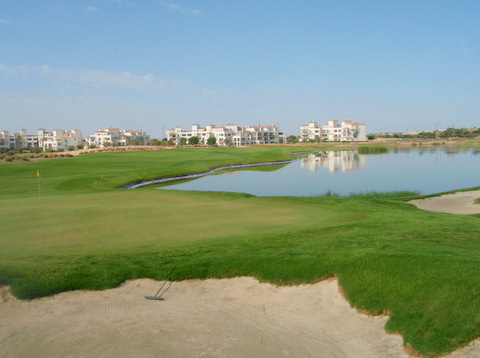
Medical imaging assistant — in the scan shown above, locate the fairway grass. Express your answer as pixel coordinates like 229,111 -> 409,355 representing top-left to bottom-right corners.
1,146 -> 480,357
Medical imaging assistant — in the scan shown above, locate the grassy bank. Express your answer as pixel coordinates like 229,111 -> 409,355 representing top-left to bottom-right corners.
0,146 -> 303,199
1,146 -> 480,357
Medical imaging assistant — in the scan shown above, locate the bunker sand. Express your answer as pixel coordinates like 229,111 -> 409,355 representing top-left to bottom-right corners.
1,277 -> 479,357
409,190 -> 480,215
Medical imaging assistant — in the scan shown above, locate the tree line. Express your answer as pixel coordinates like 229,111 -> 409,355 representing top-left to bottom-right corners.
376,127 -> 480,140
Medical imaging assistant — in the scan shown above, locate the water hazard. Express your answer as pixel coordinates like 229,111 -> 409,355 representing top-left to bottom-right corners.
159,147 -> 480,196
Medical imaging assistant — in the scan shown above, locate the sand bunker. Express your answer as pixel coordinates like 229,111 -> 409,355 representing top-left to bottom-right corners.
409,190 -> 480,215
2,277 -> 480,357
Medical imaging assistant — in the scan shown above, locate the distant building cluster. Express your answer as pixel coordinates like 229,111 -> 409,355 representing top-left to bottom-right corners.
167,123 -> 286,146
85,127 -> 150,148
1,117 -> 368,152
300,119 -> 367,142
0,128 -> 82,151
0,126 -> 150,151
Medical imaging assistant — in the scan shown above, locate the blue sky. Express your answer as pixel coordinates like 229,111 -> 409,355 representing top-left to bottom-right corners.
1,1 -> 479,138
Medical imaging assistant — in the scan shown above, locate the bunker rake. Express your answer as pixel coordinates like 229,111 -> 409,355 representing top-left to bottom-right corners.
145,267 -> 176,301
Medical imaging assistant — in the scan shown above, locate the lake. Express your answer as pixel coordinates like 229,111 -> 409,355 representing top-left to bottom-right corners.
160,147 -> 480,196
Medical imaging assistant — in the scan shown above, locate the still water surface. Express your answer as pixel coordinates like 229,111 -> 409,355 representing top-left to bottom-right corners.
160,148 -> 479,196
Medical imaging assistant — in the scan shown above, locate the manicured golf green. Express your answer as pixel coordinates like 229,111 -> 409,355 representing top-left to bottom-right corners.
1,146 -> 480,357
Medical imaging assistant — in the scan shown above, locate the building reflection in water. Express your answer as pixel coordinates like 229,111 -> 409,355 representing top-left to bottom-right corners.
300,151 -> 367,174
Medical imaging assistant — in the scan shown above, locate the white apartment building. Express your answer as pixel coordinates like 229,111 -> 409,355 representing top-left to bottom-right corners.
0,128 -> 82,151
0,130 -> 19,149
120,129 -> 150,146
39,128 -> 83,151
85,126 -> 120,148
0,129 -> 40,149
300,119 -> 367,142
85,127 -> 150,148
166,123 -> 286,146
300,121 -> 322,141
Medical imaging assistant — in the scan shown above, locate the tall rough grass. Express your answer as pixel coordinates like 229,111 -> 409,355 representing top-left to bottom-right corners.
357,146 -> 388,154
319,190 -> 418,200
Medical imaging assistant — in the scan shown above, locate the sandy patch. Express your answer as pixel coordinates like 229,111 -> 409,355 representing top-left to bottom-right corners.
2,277 -> 479,358
409,190 -> 480,215
1,278 -> 404,358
